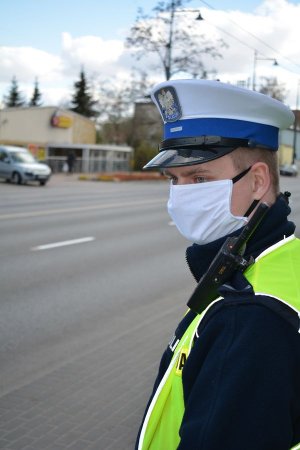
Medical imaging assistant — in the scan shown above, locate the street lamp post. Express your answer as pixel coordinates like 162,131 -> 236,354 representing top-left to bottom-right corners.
165,2 -> 203,80
166,1 -> 176,81
252,50 -> 278,91
292,80 -> 300,164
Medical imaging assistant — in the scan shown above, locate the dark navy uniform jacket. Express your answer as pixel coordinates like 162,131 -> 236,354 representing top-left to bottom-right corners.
136,195 -> 300,450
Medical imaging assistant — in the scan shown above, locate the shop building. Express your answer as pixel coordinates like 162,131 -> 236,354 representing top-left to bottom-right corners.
0,107 -> 132,172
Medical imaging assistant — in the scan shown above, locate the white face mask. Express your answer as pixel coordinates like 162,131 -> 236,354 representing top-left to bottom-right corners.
167,179 -> 248,245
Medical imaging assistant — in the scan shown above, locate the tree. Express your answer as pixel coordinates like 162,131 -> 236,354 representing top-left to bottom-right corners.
70,69 -> 98,118
94,70 -> 164,169
258,76 -> 287,102
133,141 -> 157,170
126,0 -> 226,80
29,78 -> 42,106
4,76 -> 25,107
95,70 -> 153,145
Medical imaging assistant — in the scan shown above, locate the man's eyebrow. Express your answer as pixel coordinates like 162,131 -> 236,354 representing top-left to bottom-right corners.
164,167 -> 210,177
164,169 -> 175,177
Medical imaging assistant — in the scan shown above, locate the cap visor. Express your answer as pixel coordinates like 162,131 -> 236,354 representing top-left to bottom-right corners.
143,147 -> 237,170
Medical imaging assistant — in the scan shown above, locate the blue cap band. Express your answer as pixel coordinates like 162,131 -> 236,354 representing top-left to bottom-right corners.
164,118 -> 279,150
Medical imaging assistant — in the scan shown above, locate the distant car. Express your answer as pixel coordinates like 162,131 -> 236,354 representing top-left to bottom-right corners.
279,163 -> 298,177
0,145 -> 51,185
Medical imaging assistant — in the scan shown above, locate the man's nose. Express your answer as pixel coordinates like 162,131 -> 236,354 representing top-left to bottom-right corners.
178,178 -> 192,185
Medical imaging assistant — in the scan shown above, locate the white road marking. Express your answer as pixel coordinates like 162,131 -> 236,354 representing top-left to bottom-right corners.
0,198 -> 165,220
31,236 -> 95,251
168,221 -> 175,226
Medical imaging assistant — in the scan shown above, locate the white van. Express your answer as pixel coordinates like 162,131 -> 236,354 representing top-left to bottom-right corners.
0,145 -> 51,185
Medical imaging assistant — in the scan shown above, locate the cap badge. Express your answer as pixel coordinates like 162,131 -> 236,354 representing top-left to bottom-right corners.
155,86 -> 182,122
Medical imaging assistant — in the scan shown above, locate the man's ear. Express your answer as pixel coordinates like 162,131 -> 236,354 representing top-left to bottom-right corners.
250,162 -> 271,199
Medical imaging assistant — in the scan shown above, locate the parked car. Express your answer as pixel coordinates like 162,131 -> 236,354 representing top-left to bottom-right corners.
279,163 -> 298,177
0,145 -> 51,185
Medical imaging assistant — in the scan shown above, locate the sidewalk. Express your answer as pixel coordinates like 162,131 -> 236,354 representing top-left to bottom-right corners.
0,290 -> 186,450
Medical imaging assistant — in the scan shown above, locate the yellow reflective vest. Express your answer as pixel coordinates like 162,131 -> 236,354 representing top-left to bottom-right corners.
137,235 -> 300,450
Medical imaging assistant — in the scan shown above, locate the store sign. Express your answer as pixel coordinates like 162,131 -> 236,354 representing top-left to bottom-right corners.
28,144 -> 46,161
50,111 -> 73,129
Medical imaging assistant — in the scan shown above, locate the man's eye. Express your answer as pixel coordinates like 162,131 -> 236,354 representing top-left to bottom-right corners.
167,176 -> 177,184
195,176 -> 206,183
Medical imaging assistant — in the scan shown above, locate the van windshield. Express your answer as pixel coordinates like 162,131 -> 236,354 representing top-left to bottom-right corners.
11,152 -> 36,164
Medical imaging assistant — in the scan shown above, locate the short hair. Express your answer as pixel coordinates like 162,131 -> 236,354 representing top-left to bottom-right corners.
230,147 -> 280,195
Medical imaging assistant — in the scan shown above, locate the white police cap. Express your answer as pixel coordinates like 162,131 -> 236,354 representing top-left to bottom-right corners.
144,79 -> 294,169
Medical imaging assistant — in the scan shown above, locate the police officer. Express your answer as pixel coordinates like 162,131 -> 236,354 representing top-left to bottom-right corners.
135,80 -> 300,450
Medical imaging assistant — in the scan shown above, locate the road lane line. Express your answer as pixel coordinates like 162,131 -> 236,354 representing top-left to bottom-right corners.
31,236 -> 95,251
0,198 -> 166,220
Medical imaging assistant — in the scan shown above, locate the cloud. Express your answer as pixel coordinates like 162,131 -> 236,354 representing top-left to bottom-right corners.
0,33 -> 129,105
61,32 -> 125,73
195,0 -> 300,107
0,0 -> 299,108
0,46 -> 63,83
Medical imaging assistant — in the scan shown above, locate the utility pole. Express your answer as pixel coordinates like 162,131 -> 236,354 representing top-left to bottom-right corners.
252,50 -> 278,91
292,80 -> 300,164
165,1 -> 175,80
164,1 -> 203,81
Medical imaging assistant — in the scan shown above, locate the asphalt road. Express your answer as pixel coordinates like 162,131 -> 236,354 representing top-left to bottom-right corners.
0,173 -> 299,449
1,174 -> 300,396
0,175 -> 192,396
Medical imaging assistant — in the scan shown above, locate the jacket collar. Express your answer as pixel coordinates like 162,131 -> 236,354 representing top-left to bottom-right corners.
186,193 -> 296,283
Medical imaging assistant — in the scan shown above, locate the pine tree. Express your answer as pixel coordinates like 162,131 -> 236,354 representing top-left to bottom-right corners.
4,76 -> 25,107
29,78 -> 42,106
70,69 -> 98,118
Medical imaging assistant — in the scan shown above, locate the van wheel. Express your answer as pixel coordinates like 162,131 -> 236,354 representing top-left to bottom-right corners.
12,172 -> 22,184
39,180 -> 46,186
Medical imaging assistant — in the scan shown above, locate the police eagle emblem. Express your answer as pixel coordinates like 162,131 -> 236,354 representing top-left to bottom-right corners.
154,86 -> 182,122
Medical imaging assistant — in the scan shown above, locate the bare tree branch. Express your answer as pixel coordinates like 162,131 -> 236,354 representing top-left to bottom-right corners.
126,0 -> 226,80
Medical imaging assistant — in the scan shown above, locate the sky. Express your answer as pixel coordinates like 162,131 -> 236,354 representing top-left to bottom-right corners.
1,0 -> 300,109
